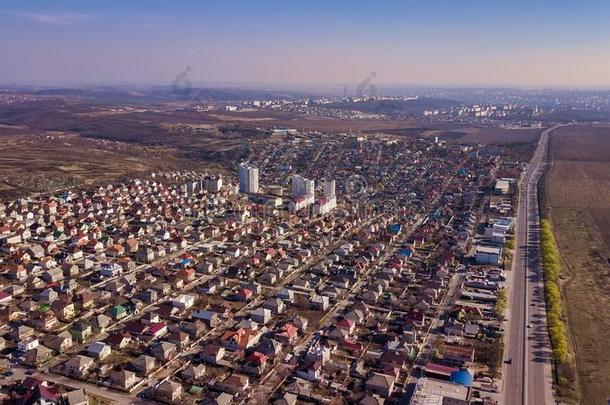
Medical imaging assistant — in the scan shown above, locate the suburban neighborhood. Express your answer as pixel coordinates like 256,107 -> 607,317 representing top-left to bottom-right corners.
0,133 -> 519,404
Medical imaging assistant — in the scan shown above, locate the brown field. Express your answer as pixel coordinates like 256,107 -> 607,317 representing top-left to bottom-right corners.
0,131 -> 202,199
457,127 -> 542,144
544,124 -> 610,405
448,127 -> 543,162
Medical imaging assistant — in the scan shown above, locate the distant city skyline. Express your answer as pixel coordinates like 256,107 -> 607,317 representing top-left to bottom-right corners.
2,0 -> 610,88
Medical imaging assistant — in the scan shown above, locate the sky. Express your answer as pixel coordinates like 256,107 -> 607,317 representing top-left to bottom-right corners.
2,0 -> 610,88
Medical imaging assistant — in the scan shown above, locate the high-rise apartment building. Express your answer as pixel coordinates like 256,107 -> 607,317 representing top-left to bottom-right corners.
238,163 -> 259,194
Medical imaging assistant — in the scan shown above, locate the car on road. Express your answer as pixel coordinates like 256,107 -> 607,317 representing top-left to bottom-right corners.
504,358 -> 513,364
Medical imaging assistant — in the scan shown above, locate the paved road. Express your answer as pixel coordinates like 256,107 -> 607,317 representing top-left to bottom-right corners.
503,125 -> 564,405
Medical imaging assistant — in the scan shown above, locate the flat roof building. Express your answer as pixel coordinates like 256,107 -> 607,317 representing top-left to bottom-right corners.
410,377 -> 470,405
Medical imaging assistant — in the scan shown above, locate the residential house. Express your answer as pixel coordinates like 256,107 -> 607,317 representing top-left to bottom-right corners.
139,289 -> 158,304
23,346 -> 53,367
366,373 -> 396,398
42,267 -> 64,283
137,248 -> 155,263
242,351 -> 268,376
275,323 -> 298,345
51,301 -> 76,322
151,341 -> 177,361
171,294 -> 195,310
79,291 -> 95,309
133,354 -> 156,374
18,337 -> 39,352
31,311 -> 59,331
70,322 -> 92,343
141,311 -> 160,325
274,393 -> 298,405
0,304 -> 20,322
251,307 -> 272,325
65,389 -> 88,405
8,265 -> 27,281
214,393 -> 235,405
443,345 -> 475,367
109,305 -> 128,320
181,320 -> 206,338
237,288 -> 253,302
148,322 -> 168,340
93,314 -> 112,333
337,318 -> 356,335
263,298 -> 285,314
11,325 -> 34,341
64,355 -> 95,378
294,361 -> 322,381
156,380 -> 182,403
257,339 -> 283,357
38,288 -> 58,304
192,310 -> 221,327
217,374 -> 250,395
311,295 -> 329,311
106,333 -> 131,349
87,341 -> 112,360
220,328 -> 260,351
167,331 -> 190,349
181,364 -> 206,381
111,369 -> 139,390
42,331 -> 73,353
200,344 -> 225,365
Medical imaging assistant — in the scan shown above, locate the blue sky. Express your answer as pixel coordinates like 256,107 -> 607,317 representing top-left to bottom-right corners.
2,0 -> 610,87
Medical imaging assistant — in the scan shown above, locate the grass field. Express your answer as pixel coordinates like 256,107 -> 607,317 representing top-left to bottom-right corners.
544,124 -> 610,405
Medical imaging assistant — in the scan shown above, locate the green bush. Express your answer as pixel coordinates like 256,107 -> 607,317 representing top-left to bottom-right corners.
540,219 -> 570,364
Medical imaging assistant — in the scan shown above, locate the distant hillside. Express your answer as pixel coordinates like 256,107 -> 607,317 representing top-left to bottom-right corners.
151,86 -> 317,102
32,86 -> 321,104
318,97 -> 462,116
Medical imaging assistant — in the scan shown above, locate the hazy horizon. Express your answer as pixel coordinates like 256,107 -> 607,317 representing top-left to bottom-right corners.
3,0 -> 610,88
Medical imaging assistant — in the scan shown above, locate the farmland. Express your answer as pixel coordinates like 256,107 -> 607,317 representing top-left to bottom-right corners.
456,127 -> 543,162
543,124 -> 610,405
456,126 -> 542,144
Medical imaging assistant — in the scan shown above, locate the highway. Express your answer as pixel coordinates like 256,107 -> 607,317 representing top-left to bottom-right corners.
503,125 -> 563,405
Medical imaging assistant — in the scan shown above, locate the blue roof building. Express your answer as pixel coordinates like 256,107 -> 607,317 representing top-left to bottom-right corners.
449,369 -> 473,387
397,248 -> 413,257
388,223 -> 402,235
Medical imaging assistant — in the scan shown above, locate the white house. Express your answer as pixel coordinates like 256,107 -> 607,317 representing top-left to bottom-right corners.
87,341 -> 112,360
18,337 -> 39,352
277,288 -> 295,303
100,263 -> 123,278
311,295 -> 329,311
171,294 -> 195,310
251,307 -> 272,324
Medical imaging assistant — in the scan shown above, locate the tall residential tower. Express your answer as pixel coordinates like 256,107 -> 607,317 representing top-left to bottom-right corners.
238,163 -> 259,194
